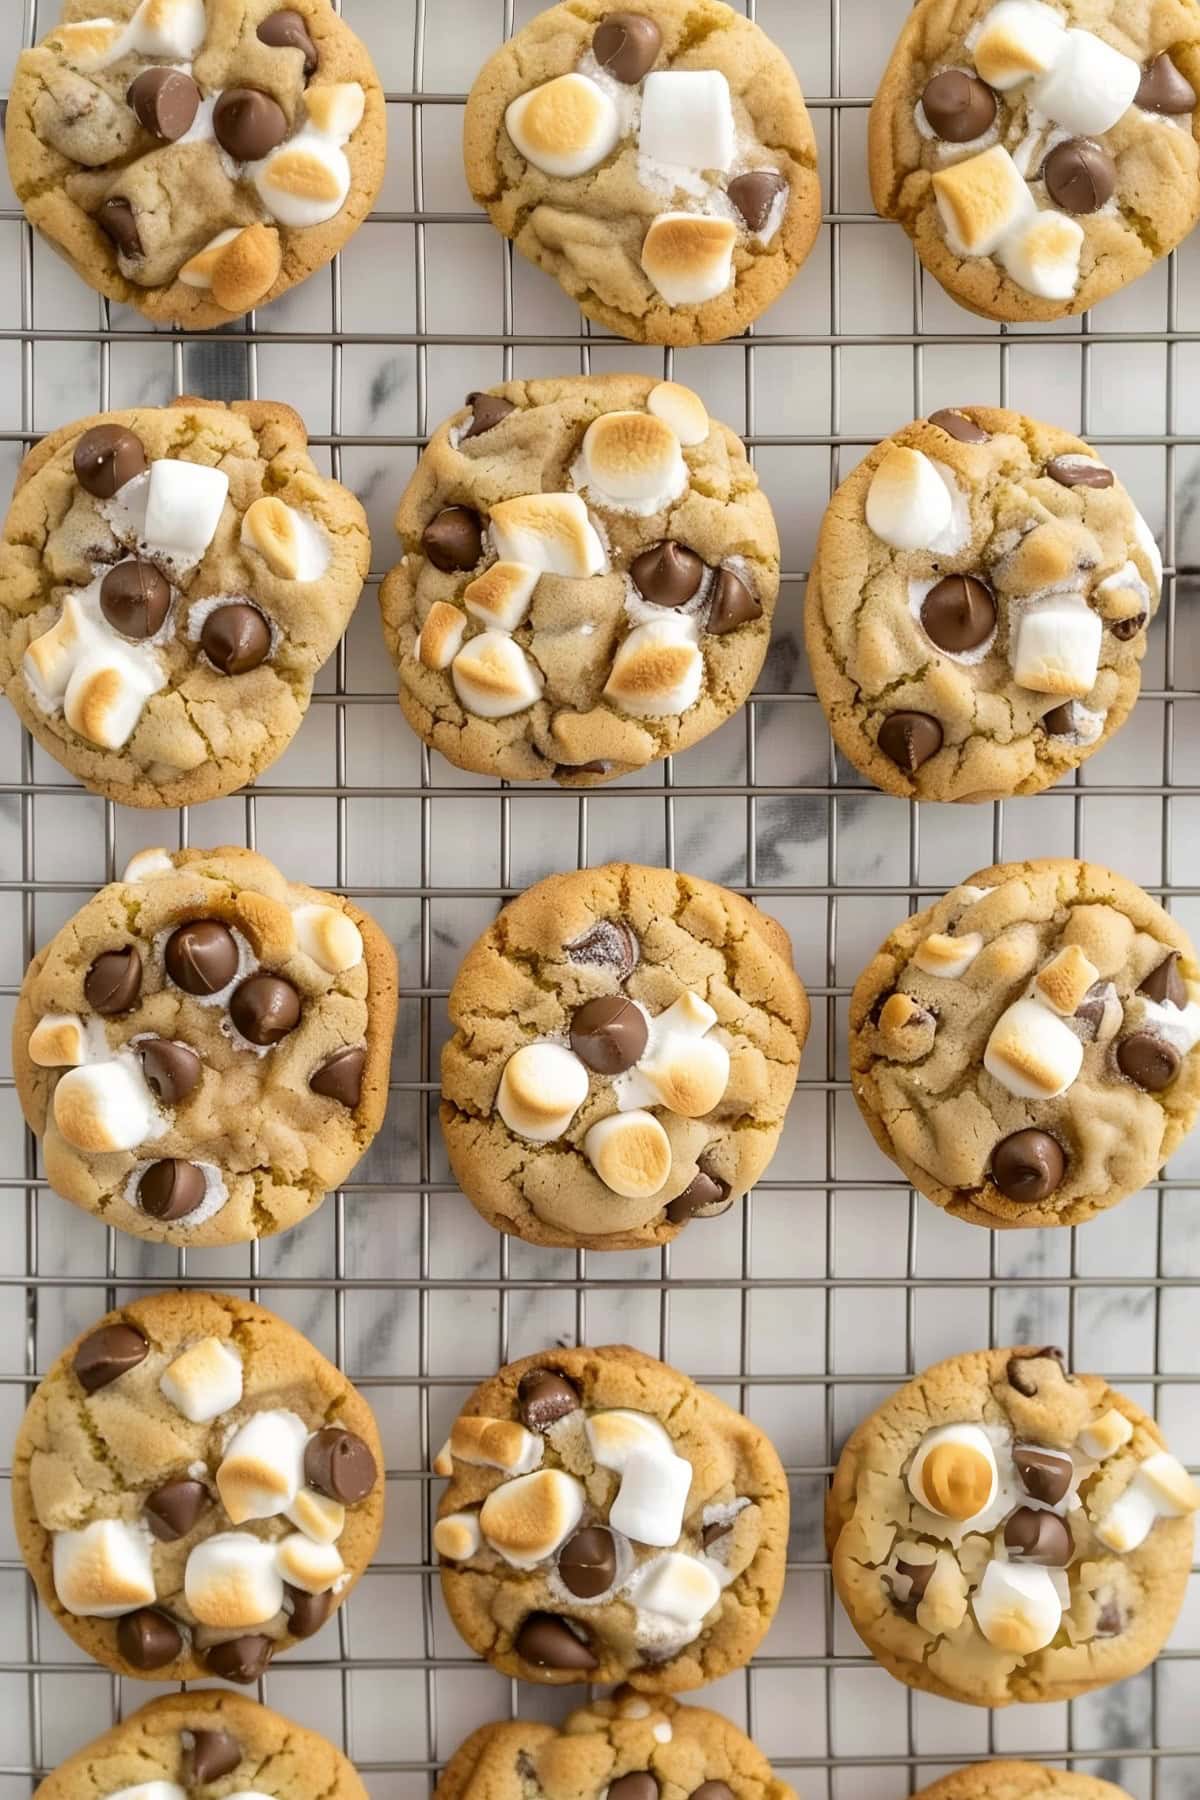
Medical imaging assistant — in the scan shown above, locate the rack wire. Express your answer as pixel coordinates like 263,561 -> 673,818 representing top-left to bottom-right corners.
0,0 -> 1197,1794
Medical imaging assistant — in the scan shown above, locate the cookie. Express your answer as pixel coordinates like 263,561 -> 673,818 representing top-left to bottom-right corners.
849,859 -> 1200,1228
462,1 -> 820,345
35,1691 -> 366,1800
13,844 -> 397,1247
433,1344 -> 789,1689
805,407 -> 1162,803
380,376 -> 780,786
868,0 -> 1200,321
826,1346 -> 1199,1707
442,863 -> 808,1249
0,399 -> 370,807
913,1767 -> 1129,1800
5,0 -> 385,328
13,1290 -> 384,1684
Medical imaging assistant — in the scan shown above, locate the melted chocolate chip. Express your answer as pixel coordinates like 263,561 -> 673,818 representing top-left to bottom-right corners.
74,1322 -> 148,1393
564,919 -> 638,979
666,1169 -> 732,1223
100,560 -> 171,639
139,1038 -> 201,1104
304,1426 -> 377,1503
1117,1030 -> 1181,1091
1042,701 -> 1082,736
463,392 -> 516,440
1007,1347 -> 1068,1396
138,1159 -> 207,1222
877,711 -> 943,773
1042,138 -> 1115,214
727,170 -> 788,232
213,88 -> 289,161
74,424 -> 146,499
230,973 -> 302,1046
557,1525 -> 617,1598
991,1129 -> 1066,1204
99,197 -> 143,259
165,920 -> 239,995
928,408 -> 989,443
920,574 -> 996,653
631,541 -> 705,608
1095,1598 -> 1123,1637
707,566 -> 762,635
1046,456 -> 1114,489
286,1584 -> 333,1638
592,12 -> 662,83
1004,1505 -> 1074,1566
1136,52 -> 1196,114
1110,612 -> 1147,643
569,994 -> 648,1074
701,1518 -> 733,1550
204,1635 -> 274,1682
145,1477 -> 210,1542
118,1608 -> 182,1669
518,1368 -> 581,1431
1014,1444 -> 1074,1506
921,69 -> 997,142
515,1613 -> 597,1670
310,1045 -> 366,1107
1139,951 -> 1187,1008
422,507 -> 483,573
258,9 -> 319,74
127,67 -> 201,141
188,1729 -> 242,1785
84,945 -> 142,1014
200,602 -> 271,675
609,1777 -> 658,1800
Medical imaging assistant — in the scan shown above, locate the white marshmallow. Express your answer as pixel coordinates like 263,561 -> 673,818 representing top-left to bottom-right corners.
159,1336 -> 243,1423
631,1551 -> 721,1625
497,1042 -> 589,1142
585,1109 -> 672,1198
464,563 -> 540,633
866,447 -> 953,551
104,1786 -> 188,1800
275,1532 -> 346,1594
433,1512 -> 483,1561
241,496 -> 330,582
984,996 -> 1084,1099
1030,29 -> 1140,136
122,847 -> 174,883
1132,510 -> 1163,592
1095,1481 -> 1159,1554
215,1409 -> 308,1524
28,1014 -> 86,1069
907,1423 -> 999,1523
479,1468 -> 586,1568
639,71 -> 735,174
587,1409 -> 675,1472
616,991 -> 730,1118
143,461 -> 229,567
52,1520 -> 156,1617
254,136 -> 352,228
293,903 -> 363,974
972,1558 -> 1062,1653
998,210 -> 1083,302
647,382 -> 709,447
1096,1452 -> 1200,1552
1078,1408 -> 1134,1460
185,1532 -> 284,1629
1135,1451 -> 1200,1517
609,1444 -> 693,1546
490,493 -> 607,577
304,83 -> 366,143
452,631 -> 544,719
416,601 -> 468,670
285,1486 -> 345,1545
1012,600 -> 1102,697
972,1 -> 1066,88
52,1060 -> 160,1154
913,932 -> 984,978
1134,996 -> 1200,1057
449,1414 -> 543,1475
127,0 -> 206,58
603,616 -> 704,717
64,649 -> 165,750
505,74 -> 621,177
933,146 -> 1035,257
580,411 -> 688,514
641,213 -> 737,306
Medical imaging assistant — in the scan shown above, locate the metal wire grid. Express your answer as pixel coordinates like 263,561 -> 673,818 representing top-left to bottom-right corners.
0,0 -> 1197,1793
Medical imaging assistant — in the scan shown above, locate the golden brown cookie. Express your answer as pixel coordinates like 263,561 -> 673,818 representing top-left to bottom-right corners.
913,1767 -> 1129,1800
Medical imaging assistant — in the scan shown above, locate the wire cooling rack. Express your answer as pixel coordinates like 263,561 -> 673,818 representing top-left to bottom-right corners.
0,0 -> 1198,1794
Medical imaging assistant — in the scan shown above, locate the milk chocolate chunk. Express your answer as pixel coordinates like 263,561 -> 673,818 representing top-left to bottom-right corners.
138,1159 -> 207,1221
631,541 -> 704,608
516,1612 -> 598,1670
188,1729 -> 242,1785
310,1045 -> 366,1106
463,392 -> 516,440
1139,951 -> 1186,1008
593,12 -> 662,83
1046,456 -> 1113,489
727,170 -> 787,233
1042,138 -> 1115,214
1014,1444 -> 1074,1506
213,89 -> 289,161
145,1477 -> 210,1542
422,507 -> 483,572
74,424 -> 146,498
204,1635 -> 273,1682
564,918 -> 639,978
127,67 -> 201,141
921,69 -> 997,142
570,994 -> 648,1074
1118,1030 -> 1181,1091
100,560 -> 171,638
165,920 -> 239,994
140,1038 -> 202,1104
920,574 -> 996,653
707,566 -> 762,635
991,1129 -> 1066,1204
84,945 -> 142,1014
1136,53 -> 1197,114
666,1169 -> 732,1223
609,1777 -> 658,1800
557,1525 -> 617,1598
305,1426 -> 377,1503
286,1584 -> 333,1637
1004,1505 -> 1074,1566
1007,1346 -> 1068,1396
230,973 -> 301,1046
99,197 -> 143,259
518,1368 -> 581,1431
878,710 -> 943,772
74,1322 -> 148,1393
200,602 -> 271,675
928,408 -> 989,443
118,1608 -> 182,1669
258,9 -> 320,74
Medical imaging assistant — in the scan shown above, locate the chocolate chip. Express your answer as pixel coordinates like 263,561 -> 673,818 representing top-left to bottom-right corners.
592,12 -> 662,83
1046,456 -> 1114,489
920,574 -> 996,654
204,1635 -> 274,1682
1004,1505 -> 1074,1566
84,945 -> 142,1014
1075,981 -> 1116,1038
200,602 -> 271,675
258,8 -> 319,74
707,566 -> 762,635
74,424 -> 147,499
286,1584 -> 333,1638
631,541 -> 705,608
304,1426 -> 377,1503
74,1322 -> 148,1393
691,1785 -> 735,1800
1139,951 -> 1187,1008
139,1038 -> 201,1104
138,1159 -> 207,1222
188,1729 -> 242,1785
921,69 -> 997,142
518,1368 -> 581,1431
165,920 -> 239,995
127,67 -> 201,141
462,392 -> 516,440
99,197 -> 142,259
991,1129 -> 1066,1204
1042,138 -> 1115,214
701,1518 -> 733,1550
422,507 -> 483,573
1136,52 -> 1196,114
145,1478 -> 209,1541
727,170 -> 787,233
310,1045 -> 366,1107
515,1612 -> 597,1670
877,711 -> 943,773
213,88 -> 289,161
557,1526 -> 617,1598
1007,1347 -> 1068,1396
558,761 -> 610,777
1042,701 -> 1082,736
99,560 -> 172,639
1095,1598 -> 1123,1636
888,1555 -> 934,1617
1117,1030 -> 1181,1091
230,973 -> 302,1046
564,919 -> 638,979
1014,1444 -> 1074,1506
609,1776 -> 658,1800
666,1170 -> 732,1224
569,995 -> 648,1074
1110,612 -> 1147,643
928,408 -> 989,443
118,1608 -> 182,1669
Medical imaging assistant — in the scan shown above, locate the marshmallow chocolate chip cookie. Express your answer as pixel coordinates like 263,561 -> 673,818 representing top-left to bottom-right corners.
433,1345 -> 789,1689
0,400 -> 370,807
6,0 -> 385,327
35,1691 -> 367,1800
381,376 -> 780,785
850,859 -> 1200,1228
442,863 -> 808,1249
13,1291 -> 384,1684
13,845 -> 397,1246
462,1 -> 820,344
805,408 -> 1161,802
869,0 -> 1200,320
827,1347 -> 1199,1705
913,1767 -> 1130,1800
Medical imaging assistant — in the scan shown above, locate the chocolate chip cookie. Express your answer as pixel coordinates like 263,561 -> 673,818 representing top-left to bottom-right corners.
442,863 -> 808,1249
5,0 -> 385,327
13,844 -> 397,1246
850,859 -> 1200,1228
13,1290 -> 384,1684
827,1347 -> 1199,1706
433,1344 -> 789,1689
913,1766 -> 1130,1800
869,0 -> 1200,320
0,399 -> 370,807
35,1691 -> 367,1800
805,407 -> 1161,802
380,376 -> 780,785
462,1 -> 820,345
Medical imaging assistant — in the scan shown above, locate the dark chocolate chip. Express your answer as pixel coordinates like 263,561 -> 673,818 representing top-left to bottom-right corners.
422,507 -> 483,573
921,69 -> 997,142
1095,1598 -> 1123,1636
564,919 -> 639,979
557,1525 -> 617,1598
569,994 -> 648,1074
84,945 -> 142,1014
99,197 -> 143,259
145,1477 -> 210,1542
515,1612 -> 597,1671
213,88 -> 289,161
1075,981 -> 1116,1037
1110,612 -> 1147,643
74,424 -> 147,499
188,1729 -> 242,1785
991,1129 -> 1066,1205
1042,137 -> 1115,214
666,1170 -> 732,1224
630,541 -> 705,608
304,1426 -> 377,1503
258,8 -> 319,74
127,67 -> 201,141
1014,1444 -> 1074,1506
557,761 -> 610,777
1042,701 -> 1082,736
727,169 -> 787,232
230,973 -> 301,1046
928,408 -> 989,443
286,1584 -> 333,1638
1046,456 -> 1114,489
920,574 -> 996,654
139,1038 -> 201,1104
609,1777 -> 658,1800
691,1785 -> 735,1800
1004,1505 -> 1074,1566
1007,1347 -> 1068,1396
888,1555 -> 935,1617
701,1518 -> 733,1550
204,1635 -> 274,1683
1117,1030 -> 1181,1091
100,560 -> 172,639
74,1322 -> 148,1394
138,1159 -> 207,1222
877,711 -> 943,773
118,1608 -> 182,1669
707,566 -> 762,635
310,1045 -> 366,1107
1139,951 -> 1187,1008
463,392 -> 516,440
518,1368 -> 581,1431
592,12 -> 662,83
165,920 -> 239,995
1136,52 -> 1196,114
200,602 -> 271,675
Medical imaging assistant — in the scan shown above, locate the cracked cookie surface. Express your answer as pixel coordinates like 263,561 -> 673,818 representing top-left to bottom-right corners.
433,1344 -> 789,1690
913,1766 -> 1130,1800
0,398 -> 370,807
826,1347 -> 1199,1707
6,0 -> 385,328
850,859 -> 1200,1227
13,1290 -> 384,1684
13,844 -> 397,1246
805,407 -> 1161,802
380,376 -> 780,786
462,0 -> 820,345
441,863 -> 808,1249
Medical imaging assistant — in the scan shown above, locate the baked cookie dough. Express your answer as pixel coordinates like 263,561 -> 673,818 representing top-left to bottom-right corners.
35,1691 -> 367,1800
826,1346 -> 1199,1707
913,1766 -> 1129,1800
432,1344 -> 789,1689
442,863 -> 808,1249
13,844 -> 397,1247
869,0 -> 1200,320
0,399 -> 370,807
850,859 -> 1200,1228
805,408 -> 1161,802
462,1 -> 820,345
381,376 -> 780,786
13,1290 -> 384,1684
6,0 -> 385,328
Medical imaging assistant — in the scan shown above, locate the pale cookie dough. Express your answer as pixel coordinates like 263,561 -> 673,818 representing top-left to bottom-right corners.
869,0 -> 1200,320
850,859 -> 1200,1227
805,407 -> 1162,802
433,1344 -> 789,1689
13,1290 -> 384,1684
0,399 -> 370,807
6,0 -> 385,328
381,376 -> 780,786
35,1691 -> 367,1800
13,845 -> 397,1246
914,1766 -> 1130,1800
462,0 -> 820,344
827,1347 -> 1199,1707
442,863 -> 808,1249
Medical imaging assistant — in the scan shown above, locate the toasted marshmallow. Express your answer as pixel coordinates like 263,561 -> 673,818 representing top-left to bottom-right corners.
285,1486 -> 345,1545
933,146 -> 1035,257
293,903 -> 363,974
29,1014 -> 86,1069
972,0 -> 1066,88
641,213 -> 737,307
490,493 -> 607,577
64,651 -> 164,751
24,595 -> 93,700
159,1336 -> 243,1423
586,1409 -> 675,1472
580,412 -> 687,514
609,1444 -> 693,1546
416,601 -> 468,671
52,1520 -> 156,1618
908,1423 -> 999,1522
479,1468 -> 586,1569
639,70 -> 735,174
633,1551 -> 720,1625
1031,28 -> 1140,135
123,847 -> 174,883
1034,945 -> 1100,1015
972,1558 -> 1062,1653
585,1109 -> 672,1198
648,382 -> 709,447
984,996 -> 1084,1099
505,74 -> 621,177
866,447 -> 953,551
1012,601 -> 1102,697
497,1042 -> 589,1142
255,138 -> 352,228
999,210 -> 1083,302
128,0 -> 206,58
433,1511 -> 482,1561
464,563 -> 539,633
1095,1481 -> 1159,1553
449,1415 -> 543,1475
143,459 -> 229,569
913,931 -> 984,978
1133,510 -> 1163,592
52,19 -> 128,70
432,1440 -> 454,1477
52,1060 -> 160,1154
216,1409 -> 308,1524
452,632 -> 544,719
185,1532 -> 284,1628
275,1532 -> 346,1594
603,616 -> 703,717
241,496 -> 330,583
1079,1409 -> 1134,1460
179,228 -> 241,289
305,83 -> 367,142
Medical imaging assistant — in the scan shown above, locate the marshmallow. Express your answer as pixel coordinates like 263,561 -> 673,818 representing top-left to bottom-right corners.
185,1532 -> 283,1628
647,382 -> 709,447
933,146 -> 1035,256
641,213 -> 737,306
285,1487 -> 345,1545
998,210 -> 1083,302
603,616 -> 704,717
180,229 -> 242,290
490,493 -> 607,577
632,1551 -> 721,1625
1133,510 -> 1163,592
972,1 -> 1066,88
304,83 -> 367,143
1096,1451 -> 1199,1553
586,1409 -> 675,1472
24,594 -> 96,700
505,74 -> 621,177
52,1060 -> 160,1154
432,1441 -> 454,1477
619,991 -> 730,1118
52,1520 -> 156,1617
972,1558 -> 1062,1653
241,496 -> 330,583
143,460 -> 229,567
123,847 -> 174,883
908,1423 -> 999,1522
913,932 -> 984,978
1012,601 -> 1102,697
1034,945 -> 1100,1016
433,1512 -> 483,1561
585,1109 -> 672,1198
1078,1408 -> 1134,1460
580,412 -> 688,514
866,447 -> 953,550
275,1532 -> 346,1594
52,19 -> 128,71
28,1014 -> 86,1069
449,1415 -> 543,1475
1135,996 -> 1200,1057
255,138 -> 352,229
639,71 -> 735,174
464,563 -> 539,633
293,903 -> 363,974
216,1409 -> 308,1524
1095,1481 -> 1159,1554
984,996 -> 1084,1099
497,1042 -> 589,1142
1031,29 -> 1140,135
159,1337 -> 243,1423
479,1468 -> 586,1568
609,1444 -> 693,1546
64,649 -> 165,750
127,0 -> 207,58
416,601 -> 468,670
104,1786 -> 187,1800
452,631 -> 544,719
